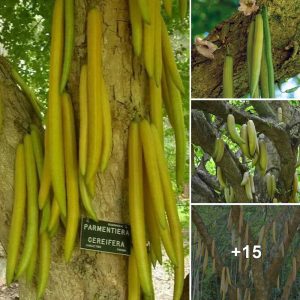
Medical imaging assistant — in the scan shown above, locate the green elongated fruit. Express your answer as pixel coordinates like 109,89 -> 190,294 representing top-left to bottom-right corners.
259,140 -> 268,175
213,138 -> 225,163
165,71 -> 186,187
6,144 -> 26,285
217,167 -> 226,188
247,120 -> 257,156
251,14 -> 264,97
260,43 -> 269,98
136,0 -> 150,23
140,120 -> 166,229
62,93 -> 80,262
245,180 -> 253,201
241,172 -> 249,186
179,0 -> 187,20
143,0 -> 155,78
161,18 -> 184,93
229,186 -> 235,202
48,197 -> 61,235
60,0 -> 74,92
37,232 -> 51,299
79,173 -> 98,221
224,187 -> 230,203
40,199 -> 51,234
128,248 -> 141,300
86,7 -> 103,183
277,107 -> 283,122
11,68 -> 42,120
262,6 -> 275,98
252,152 -> 259,167
266,173 -> 273,198
250,174 -> 255,193
26,236 -> 38,282
30,124 -> 44,180
47,0 -> 66,217
129,0 -> 143,57
79,65 -> 88,176
290,172 -> 298,203
15,135 -> 38,278
151,124 -> 184,299
227,114 -> 245,145
223,55 -> 234,98
247,20 -> 255,91
240,124 -> 250,158
128,121 -> 154,297
271,174 -> 276,198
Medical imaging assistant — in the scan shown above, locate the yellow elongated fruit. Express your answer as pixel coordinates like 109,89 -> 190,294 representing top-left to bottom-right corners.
11,68 -> 42,120
143,0 -> 155,78
179,0 -> 187,20
224,187 -> 230,202
38,126 -> 51,210
154,0 -> 162,85
161,18 -> 184,93
277,107 -> 283,122
213,138 -> 225,163
99,74 -> 112,172
62,93 -> 80,262
30,124 -> 44,179
165,69 -> 186,187
79,173 -> 98,221
241,172 -> 249,186
37,232 -> 51,299
259,140 -> 268,175
129,0 -> 143,57
6,144 -> 26,285
79,64 -> 88,176
144,177 -> 163,264
217,167 -> 226,188
247,120 -> 257,156
60,0 -> 74,92
229,186 -> 235,202
240,124 -> 250,158
47,0 -> 66,217
86,7 -> 103,183
149,78 -> 163,143
136,0 -> 150,23
260,43 -> 269,98
128,248 -> 141,300
151,125 -> 184,299
245,180 -> 253,201
15,135 -> 38,278
163,0 -> 172,16
140,120 -> 166,229
227,114 -> 245,145
251,14 -> 264,97
48,197 -> 61,235
128,120 -> 154,297
223,55 -> 234,98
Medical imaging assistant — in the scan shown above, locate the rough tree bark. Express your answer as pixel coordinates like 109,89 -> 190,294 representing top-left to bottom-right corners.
192,206 -> 300,300
0,1 -> 148,299
191,0 -> 300,98
192,100 -> 300,203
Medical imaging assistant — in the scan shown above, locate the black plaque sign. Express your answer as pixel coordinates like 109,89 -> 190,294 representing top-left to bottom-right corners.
80,218 -> 131,256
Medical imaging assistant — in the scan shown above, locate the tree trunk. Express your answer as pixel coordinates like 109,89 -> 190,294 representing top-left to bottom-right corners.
191,0 -> 300,98
0,0 -> 147,299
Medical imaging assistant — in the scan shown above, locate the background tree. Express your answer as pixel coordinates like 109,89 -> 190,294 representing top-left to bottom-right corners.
191,100 -> 300,203
192,206 -> 300,300
191,0 -> 300,98
0,0 -> 189,299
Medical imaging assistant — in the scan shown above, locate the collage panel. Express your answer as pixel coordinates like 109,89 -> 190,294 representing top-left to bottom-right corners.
191,0 -> 300,99
191,205 -> 300,300
191,100 -> 300,203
